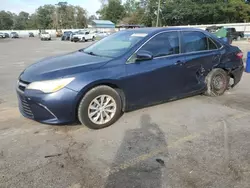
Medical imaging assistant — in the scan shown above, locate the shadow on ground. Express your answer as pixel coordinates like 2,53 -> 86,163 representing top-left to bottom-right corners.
104,114 -> 168,188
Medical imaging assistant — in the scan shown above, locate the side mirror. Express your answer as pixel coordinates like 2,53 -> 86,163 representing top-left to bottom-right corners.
136,50 -> 153,61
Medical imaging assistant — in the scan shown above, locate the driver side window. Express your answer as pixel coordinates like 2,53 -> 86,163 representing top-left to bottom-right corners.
139,31 -> 180,58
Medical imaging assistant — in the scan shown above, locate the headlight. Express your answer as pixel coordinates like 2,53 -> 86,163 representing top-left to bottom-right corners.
27,77 -> 75,93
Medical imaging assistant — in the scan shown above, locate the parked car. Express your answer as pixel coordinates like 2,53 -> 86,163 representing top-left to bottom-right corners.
72,31 -> 95,42
225,27 -> 244,41
70,31 -> 80,42
206,26 -> 232,44
206,26 -> 244,41
16,28 -> 244,129
4,33 -> 9,38
0,33 -> 5,38
10,32 -> 18,38
94,31 -> 110,38
56,29 -> 62,37
40,32 -> 51,40
10,32 -> 19,38
29,32 -> 35,37
61,31 -> 73,41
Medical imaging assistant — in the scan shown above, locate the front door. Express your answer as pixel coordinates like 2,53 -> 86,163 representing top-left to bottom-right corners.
123,31 -> 192,109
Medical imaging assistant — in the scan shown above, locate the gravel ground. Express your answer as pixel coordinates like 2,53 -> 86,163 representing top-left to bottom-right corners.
0,38 -> 250,188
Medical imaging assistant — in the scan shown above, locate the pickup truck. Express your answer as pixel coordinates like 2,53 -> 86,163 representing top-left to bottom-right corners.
225,27 -> 244,41
72,31 -> 95,42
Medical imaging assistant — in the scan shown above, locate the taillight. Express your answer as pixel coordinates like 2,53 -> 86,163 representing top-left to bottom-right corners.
236,52 -> 243,59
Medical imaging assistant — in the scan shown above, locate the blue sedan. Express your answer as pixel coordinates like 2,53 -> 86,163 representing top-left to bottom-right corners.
17,27 -> 244,129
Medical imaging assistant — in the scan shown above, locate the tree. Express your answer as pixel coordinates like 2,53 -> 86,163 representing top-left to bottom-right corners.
0,11 -> 13,29
36,5 -> 55,29
26,14 -> 37,29
88,15 -> 98,24
12,11 -> 29,29
75,6 -> 88,28
97,0 -> 125,24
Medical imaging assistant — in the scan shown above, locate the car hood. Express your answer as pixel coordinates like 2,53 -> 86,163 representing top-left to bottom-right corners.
20,51 -> 111,82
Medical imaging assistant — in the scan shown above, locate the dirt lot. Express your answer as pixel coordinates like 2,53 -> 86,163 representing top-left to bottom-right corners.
1,38 -> 250,188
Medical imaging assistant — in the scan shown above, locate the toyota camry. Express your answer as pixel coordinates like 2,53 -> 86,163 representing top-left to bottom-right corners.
17,27 -> 244,129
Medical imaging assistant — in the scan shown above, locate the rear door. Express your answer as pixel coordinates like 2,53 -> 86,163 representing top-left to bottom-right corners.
180,31 -> 222,92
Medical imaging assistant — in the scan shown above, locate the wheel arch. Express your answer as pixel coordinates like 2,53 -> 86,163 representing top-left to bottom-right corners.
75,81 -> 126,120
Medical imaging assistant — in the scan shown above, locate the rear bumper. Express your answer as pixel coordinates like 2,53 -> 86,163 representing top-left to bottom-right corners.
17,87 -> 79,124
231,65 -> 244,87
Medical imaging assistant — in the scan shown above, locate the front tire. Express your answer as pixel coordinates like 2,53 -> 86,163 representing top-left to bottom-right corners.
78,86 -> 122,129
205,68 -> 229,97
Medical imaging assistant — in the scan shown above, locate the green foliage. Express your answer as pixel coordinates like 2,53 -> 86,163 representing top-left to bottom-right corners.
0,11 -> 13,29
36,5 -> 55,29
97,0 -> 125,24
0,2 -> 88,30
1,0 -> 250,29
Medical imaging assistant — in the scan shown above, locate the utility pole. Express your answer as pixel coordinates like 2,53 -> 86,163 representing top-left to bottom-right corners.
55,3 -> 59,29
156,0 -> 161,27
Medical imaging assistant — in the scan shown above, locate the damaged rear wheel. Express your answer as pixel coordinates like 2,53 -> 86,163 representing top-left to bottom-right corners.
205,68 -> 229,97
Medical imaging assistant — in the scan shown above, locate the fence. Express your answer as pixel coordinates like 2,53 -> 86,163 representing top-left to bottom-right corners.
1,22 -> 250,37
0,28 -> 117,37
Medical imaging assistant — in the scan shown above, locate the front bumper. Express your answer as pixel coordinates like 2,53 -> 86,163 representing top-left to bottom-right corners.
73,37 -> 80,42
41,37 -> 51,40
17,87 -> 79,124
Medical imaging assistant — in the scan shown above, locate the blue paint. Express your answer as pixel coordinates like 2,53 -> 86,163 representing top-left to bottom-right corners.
16,27 -> 244,125
245,51 -> 250,73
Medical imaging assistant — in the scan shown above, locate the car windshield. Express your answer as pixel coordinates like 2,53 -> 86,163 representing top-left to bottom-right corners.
83,30 -> 149,58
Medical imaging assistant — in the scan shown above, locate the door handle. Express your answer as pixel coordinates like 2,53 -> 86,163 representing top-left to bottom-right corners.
175,60 -> 184,66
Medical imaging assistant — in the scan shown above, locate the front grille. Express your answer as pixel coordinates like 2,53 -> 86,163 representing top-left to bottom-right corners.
18,80 -> 30,92
20,97 -> 34,117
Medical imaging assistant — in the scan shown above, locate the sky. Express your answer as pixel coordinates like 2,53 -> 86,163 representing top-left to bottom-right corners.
0,0 -> 102,16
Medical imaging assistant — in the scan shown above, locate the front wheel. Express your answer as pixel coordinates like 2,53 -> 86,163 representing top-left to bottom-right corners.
78,86 -> 122,129
205,68 -> 229,97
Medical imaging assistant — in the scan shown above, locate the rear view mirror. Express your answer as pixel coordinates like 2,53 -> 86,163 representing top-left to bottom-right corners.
136,50 -> 153,61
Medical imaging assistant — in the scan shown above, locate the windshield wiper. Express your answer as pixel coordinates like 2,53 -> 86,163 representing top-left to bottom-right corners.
82,51 -> 99,56
80,50 -> 113,58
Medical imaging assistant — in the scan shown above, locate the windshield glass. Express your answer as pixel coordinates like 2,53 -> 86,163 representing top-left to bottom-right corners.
83,30 -> 149,58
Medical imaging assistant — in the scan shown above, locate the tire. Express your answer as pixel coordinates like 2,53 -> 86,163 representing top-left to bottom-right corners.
82,38 -> 85,42
78,86 -> 122,129
205,68 -> 229,97
92,36 -> 95,41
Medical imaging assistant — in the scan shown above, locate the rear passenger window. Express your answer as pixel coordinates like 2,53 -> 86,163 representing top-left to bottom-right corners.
182,31 -> 208,53
139,31 -> 180,58
208,38 -> 218,50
